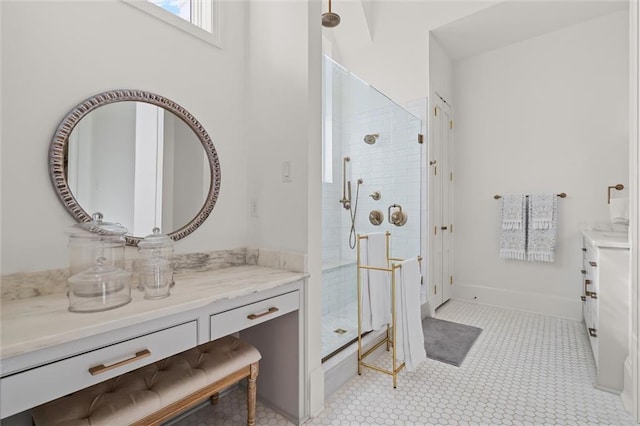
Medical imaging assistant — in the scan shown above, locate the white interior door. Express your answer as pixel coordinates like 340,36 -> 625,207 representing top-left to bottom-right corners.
429,94 -> 453,308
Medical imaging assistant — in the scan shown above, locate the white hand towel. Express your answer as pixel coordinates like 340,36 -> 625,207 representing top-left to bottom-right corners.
360,233 -> 391,332
501,194 -> 526,230
527,194 -> 557,263
609,198 -> 629,224
394,258 -> 427,372
499,194 -> 526,260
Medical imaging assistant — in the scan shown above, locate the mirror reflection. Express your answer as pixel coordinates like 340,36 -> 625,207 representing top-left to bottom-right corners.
50,90 -> 221,246
66,102 -> 210,237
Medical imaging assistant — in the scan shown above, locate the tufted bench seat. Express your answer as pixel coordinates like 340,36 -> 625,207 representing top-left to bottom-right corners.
31,335 -> 261,426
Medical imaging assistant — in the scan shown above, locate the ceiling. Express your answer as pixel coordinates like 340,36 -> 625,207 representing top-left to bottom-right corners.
432,0 -> 628,60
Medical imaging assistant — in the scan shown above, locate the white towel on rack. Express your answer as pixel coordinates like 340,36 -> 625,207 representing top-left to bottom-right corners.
499,194 -> 527,260
609,197 -> 629,224
360,233 -> 391,332
527,194 -> 557,263
394,258 -> 427,372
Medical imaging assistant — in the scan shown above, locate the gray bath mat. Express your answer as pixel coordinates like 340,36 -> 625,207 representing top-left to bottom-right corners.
422,317 -> 482,367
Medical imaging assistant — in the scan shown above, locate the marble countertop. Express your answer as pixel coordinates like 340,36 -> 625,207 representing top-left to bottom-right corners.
582,230 -> 630,249
1,265 -> 307,360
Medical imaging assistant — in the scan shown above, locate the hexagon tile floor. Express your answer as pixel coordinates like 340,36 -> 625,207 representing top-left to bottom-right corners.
175,300 -> 635,426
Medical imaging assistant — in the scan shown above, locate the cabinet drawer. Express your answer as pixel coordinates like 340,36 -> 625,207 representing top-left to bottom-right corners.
1,321 -> 197,418
210,291 -> 299,341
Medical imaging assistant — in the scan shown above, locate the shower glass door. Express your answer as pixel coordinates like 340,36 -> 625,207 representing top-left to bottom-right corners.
321,56 -> 422,360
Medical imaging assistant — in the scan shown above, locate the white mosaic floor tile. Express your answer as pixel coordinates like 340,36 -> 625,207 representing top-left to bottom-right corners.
177,301 -> 635,426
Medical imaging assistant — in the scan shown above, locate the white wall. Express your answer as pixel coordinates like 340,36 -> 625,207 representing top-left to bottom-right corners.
452,11 -> 629,320
0,0 -> 249,273
429,35 -> 453,105
334,1 -> 499,105
246,1 -> 312,254
244,0 -> 324,414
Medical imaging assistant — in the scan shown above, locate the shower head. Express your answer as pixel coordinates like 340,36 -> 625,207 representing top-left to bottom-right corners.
322,12 -> 341,28
363,134 -> 380,145
322,0 -> 341,28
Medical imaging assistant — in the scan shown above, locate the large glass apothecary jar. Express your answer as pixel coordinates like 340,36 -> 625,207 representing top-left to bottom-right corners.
66,212 -> 128,277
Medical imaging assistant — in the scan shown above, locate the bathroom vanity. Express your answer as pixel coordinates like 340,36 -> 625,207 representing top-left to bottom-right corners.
581,230 -> 630,393
0,264 -> 309,424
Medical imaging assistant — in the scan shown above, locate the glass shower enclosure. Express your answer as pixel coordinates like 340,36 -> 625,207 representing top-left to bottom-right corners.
321,56 -> 422,360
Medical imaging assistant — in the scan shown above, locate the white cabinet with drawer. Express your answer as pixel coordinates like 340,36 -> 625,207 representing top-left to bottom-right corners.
580,232 -> 630,393
210,291 -> 299,341
1,321 -> 198,417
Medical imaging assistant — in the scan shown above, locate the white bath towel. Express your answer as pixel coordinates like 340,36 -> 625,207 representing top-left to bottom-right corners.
394,258 -> 427,371
609,197 -> 629,224
499,194 -> 527,260
360,233 -> 391,332
527,194 -> 557,263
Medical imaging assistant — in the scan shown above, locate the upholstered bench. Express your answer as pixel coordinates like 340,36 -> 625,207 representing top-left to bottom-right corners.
31,335 -> 261,426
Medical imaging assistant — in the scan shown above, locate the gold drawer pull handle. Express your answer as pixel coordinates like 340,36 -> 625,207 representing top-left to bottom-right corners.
88,349 -> 151,376
247,307 -> 279,320
589,261 -> 597,267
588,328 -> 597,338
581,296 -> 586,301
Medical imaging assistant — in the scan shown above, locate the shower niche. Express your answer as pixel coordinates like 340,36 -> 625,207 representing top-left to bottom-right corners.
321,56 -> 423,360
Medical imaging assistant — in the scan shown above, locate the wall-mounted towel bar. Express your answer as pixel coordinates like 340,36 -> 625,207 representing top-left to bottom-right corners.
493,193 -> 567,200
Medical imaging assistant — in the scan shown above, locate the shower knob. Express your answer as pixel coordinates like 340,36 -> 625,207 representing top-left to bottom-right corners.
369,210 -> 384,226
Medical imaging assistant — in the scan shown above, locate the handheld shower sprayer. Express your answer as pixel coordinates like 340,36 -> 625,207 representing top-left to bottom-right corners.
339,155 -> 364,248
340,157 -> 351,210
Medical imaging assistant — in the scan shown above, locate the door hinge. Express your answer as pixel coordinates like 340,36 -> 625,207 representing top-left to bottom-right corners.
434,285 -> 437,295
434,106 -> 439,117
450,224 -> 453,233
450,172 -> 453,182
418,133 -> 424,144
434,166 -> 437,175
450,120 -> 454,129
434,226 -> 437,236
450,275 -> 453,285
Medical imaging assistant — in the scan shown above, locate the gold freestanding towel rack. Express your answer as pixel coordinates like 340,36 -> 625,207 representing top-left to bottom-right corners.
356,232 -> 421,388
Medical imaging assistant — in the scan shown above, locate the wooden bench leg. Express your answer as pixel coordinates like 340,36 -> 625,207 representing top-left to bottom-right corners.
210,393 -> 219,405
247,362 -> 259,426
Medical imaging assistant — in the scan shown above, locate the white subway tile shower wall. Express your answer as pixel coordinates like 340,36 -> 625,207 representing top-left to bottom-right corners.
322,57 -> 422,358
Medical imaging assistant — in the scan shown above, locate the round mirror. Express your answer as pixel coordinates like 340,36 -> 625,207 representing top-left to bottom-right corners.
49,90 -> 221,246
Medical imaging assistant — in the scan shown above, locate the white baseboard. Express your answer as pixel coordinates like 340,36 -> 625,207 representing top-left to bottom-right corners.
453,283 -> 582,321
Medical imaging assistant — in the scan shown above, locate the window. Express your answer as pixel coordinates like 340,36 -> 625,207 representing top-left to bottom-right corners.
123,0 -> 220,48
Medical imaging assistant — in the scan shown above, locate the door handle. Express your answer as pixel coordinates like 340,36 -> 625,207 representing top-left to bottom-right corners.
440,226 -> 447,230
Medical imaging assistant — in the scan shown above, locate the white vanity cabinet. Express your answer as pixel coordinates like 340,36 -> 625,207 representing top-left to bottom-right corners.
1,266 -> 308,425
581,231 -> 630,393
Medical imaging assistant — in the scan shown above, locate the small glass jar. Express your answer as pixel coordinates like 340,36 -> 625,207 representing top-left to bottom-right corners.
138,227 -> 174,299
67,212 -> 128,278
68,257 -> 132,313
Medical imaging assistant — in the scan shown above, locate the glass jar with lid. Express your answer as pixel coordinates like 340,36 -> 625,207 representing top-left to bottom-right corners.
67,257 -> 132,312
138,227 -> 174,299
66,212 -> 128,277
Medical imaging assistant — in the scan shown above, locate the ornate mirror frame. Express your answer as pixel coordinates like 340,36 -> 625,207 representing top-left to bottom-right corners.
49,89 -> 221,246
